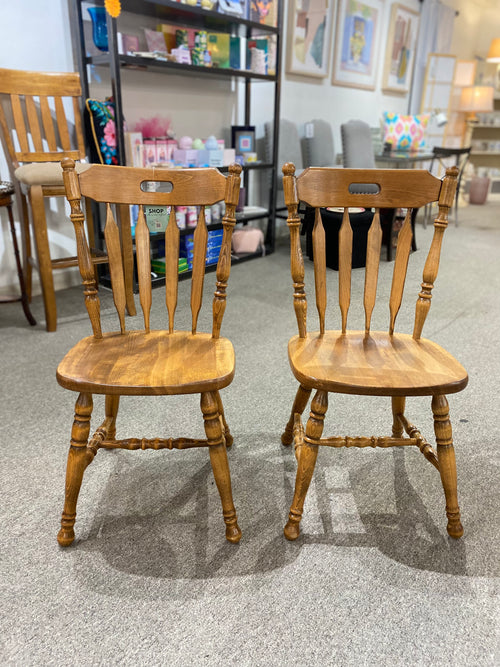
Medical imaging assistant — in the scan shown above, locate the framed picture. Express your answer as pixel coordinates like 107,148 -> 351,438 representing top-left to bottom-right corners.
286,0 -> 334,78
332,0 -> 384,90
382,3 -> 419,94
231,125 -> 256,154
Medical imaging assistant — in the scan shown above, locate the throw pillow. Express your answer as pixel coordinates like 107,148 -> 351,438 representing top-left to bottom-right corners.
382,112 -> 430,151
85,98 -> 119,165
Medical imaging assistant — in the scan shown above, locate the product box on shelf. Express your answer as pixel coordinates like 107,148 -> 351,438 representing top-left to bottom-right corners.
173,148 -> 199,167
151,257 -> 189,275
249,0 -> 277,26
124,131 -> 144,167
218,0 -> 247,17
180,229 -> 224,269
207,32 -> 230,68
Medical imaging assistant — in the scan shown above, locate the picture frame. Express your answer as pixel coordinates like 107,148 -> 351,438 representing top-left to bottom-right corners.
231,125 -> 256,155
286,0 -> 334,78
332,0 -> 384,90
382,3 -> 419,94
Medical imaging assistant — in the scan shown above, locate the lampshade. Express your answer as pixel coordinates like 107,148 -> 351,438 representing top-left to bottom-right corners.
486,38 -> 500,63
458,86 -> 494,112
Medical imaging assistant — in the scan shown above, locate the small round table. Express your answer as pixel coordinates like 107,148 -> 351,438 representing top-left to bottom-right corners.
0,181 -> 36,325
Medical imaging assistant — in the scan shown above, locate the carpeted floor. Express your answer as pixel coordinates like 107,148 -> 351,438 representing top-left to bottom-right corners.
1,204 -> 499,665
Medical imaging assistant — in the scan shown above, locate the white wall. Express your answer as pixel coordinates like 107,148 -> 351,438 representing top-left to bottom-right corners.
1,0 -> 498,293
251,0 -> 421,159
0,1 -> 78,295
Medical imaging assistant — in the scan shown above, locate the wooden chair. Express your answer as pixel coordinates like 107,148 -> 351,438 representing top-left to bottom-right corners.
57,158 -> 242,548
281,163 -> 467,542
423,146 -> 472,228
0,67 -> 135,331
0,181 -> 36,325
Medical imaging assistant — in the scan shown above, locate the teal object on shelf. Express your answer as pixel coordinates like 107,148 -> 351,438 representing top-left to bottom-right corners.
87,7 -> 108,52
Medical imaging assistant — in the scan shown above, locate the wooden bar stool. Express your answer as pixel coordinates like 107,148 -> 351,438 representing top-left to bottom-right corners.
0,181 -> 36,325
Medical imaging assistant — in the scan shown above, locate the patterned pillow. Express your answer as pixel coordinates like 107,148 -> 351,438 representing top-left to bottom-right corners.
85,98 -> 119,165
382,112 -> 430,151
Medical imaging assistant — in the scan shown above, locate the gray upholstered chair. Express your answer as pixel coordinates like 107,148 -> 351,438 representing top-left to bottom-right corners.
303,119 -> 335,167
265,119 -> 303,218
340,119 -> 376,170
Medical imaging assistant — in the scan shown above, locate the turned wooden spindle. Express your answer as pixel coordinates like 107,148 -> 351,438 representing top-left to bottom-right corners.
413,167 -> 458,340
191,206 -> 208,334
312,207 -> 327,334
103,203 -> 126,333
284,389 -> 327,540
213,163 -> 241,339
201,391 -> 241,543
165,205 -> 179,334
391,396 -> 406,438
283,162 -> 307,337
61,158 -> 102,337
281,384 -> 312,446
432,394 -> 464,538
363,209 -> 382,334
338,208 -> 353,333
389,208 -> 413,335
57,393 -> 95,547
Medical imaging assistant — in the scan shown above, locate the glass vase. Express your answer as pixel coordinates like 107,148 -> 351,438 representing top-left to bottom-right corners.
87,7 -> 108,52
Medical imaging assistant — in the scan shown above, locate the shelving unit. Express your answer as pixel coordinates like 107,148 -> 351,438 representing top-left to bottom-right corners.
467,96 -> 500,200
68,0 -> 283,284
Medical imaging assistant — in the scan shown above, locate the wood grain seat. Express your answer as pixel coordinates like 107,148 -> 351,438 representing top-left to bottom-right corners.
57,331 -> 235,395
289,331 -> 468,396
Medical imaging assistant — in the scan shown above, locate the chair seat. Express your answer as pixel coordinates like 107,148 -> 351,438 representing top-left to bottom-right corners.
57,330 -> 235,395
14,161 -> 91,187
288,331 -> 468,397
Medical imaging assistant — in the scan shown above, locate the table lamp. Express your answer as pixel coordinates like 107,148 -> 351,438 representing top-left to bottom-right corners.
486,38 -> 500,62
459,86 -> 494,121
459,86 -> 494,147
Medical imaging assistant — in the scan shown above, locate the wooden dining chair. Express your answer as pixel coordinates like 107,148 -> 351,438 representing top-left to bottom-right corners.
57,158 -> 242,548
281,163 -> 466,542
0,67 -> 135,331
423,146 -> 472,228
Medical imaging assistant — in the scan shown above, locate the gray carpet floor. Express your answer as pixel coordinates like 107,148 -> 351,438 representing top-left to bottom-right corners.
1,204 -> 499,665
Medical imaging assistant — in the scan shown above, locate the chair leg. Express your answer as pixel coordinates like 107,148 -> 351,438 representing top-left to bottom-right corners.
281,384 -> 312,445
29,185 -> 57,331
201,392 -> 241,543
57,393 -> 96,547
391,396 -> 406,437
105,394 -> 120,441
18,190 -> 33,300
214,390 -> 233,448
284,389 -> 327,541
432,395 -> 464,539
5,198 -> 36,325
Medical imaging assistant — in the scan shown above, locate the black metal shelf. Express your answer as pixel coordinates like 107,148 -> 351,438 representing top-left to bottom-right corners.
112,0 -> 280,34
89,53 -> 277,82
70,0 -> 283,285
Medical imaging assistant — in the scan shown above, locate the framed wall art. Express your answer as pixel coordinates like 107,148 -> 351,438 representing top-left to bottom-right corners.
332,0 -> 383,90
286,0 -> 334,78
231,125 -> 256,155
382,3 -> 419,94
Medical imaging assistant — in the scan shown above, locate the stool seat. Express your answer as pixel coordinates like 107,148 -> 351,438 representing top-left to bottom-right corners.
0,181 -> 15,196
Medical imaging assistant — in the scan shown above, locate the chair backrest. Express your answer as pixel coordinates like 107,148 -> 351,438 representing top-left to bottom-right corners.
265,119 -> 303,175
282,163 -> 458,340
304,119 -> 335,167
341,119 -> 376,169
430,146 -> 471,185
0,68 -> 86,170
62,159 -> 241,339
